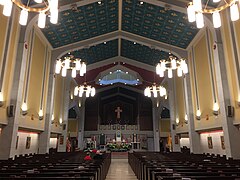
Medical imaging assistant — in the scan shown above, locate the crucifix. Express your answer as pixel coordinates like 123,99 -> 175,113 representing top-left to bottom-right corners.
115,106 -> 122,119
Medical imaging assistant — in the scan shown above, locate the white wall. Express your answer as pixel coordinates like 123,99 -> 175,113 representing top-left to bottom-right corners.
15,131 -> 39,156
200,131 -> 226,156
180,137 -> 190,148
49,137 -> 58,149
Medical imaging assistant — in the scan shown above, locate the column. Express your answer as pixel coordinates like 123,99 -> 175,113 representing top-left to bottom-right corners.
76,99 -> 86,149
168,78 -> 181,152
38,57 -> 56,154
213,29 -> 240,159
184,73 -> 201,154
152,99 -> 160,151
57,76 -> 71,152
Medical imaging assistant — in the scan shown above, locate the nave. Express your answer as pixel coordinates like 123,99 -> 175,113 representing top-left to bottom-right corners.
1,150 -> 240,180
105,159 -> 137,180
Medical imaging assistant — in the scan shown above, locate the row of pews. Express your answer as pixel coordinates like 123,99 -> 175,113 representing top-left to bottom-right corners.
129,151 -> 240,180
0,151 -> 111,180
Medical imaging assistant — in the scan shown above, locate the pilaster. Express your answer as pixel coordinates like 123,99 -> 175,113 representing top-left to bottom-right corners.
168,77 -> 181,152
76,99 -> 86,149
214,29 -> 240,159
38,56 -> 56,154
184,73 -> 201,154
57,76 -> 71,152
152,99 -> 160,151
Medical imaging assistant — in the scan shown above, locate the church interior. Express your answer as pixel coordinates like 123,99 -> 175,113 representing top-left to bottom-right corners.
0,0 -> 240,179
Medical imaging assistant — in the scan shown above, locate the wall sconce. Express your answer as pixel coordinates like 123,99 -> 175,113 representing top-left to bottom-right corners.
165,95 -> 168,99
176,118 -> 180,125
0,92 -> 3,107
51,114 -> 54,124
21,102 -> 28,115
79,101 -> 81,107
59,118 -> 63,125
38,109 -> 43,120
70,94 -> 73,100
213,102 -> 219,116
196,109 -> 201,120
185,113 -> 188,124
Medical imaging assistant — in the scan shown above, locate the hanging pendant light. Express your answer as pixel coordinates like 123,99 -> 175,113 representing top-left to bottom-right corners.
230,3 -> 239,22
168,69 -> 173,78
74,83 -> 96,98
61,67 -> 67,77
34,0 -> 43,3
3,0 -> 13,17
38,11 -> 46,28
19,9 -> 28,26
144,84 -> 167,99
196,12 -> 204,28
187,0 -> 239,29
156,56 -> 188,79
187,3 -> 196,23
212,11 -> 221,28
193,0 -> 202,11
55,56 -> 86,78
0,0 -> 59,28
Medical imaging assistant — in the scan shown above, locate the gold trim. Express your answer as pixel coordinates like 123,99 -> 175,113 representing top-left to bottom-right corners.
12,0 -> 50,13
189,0 -> 236,14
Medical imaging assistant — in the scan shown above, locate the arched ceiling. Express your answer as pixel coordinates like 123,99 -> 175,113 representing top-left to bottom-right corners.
42,0 -> 199,49
38,0 -> 203,89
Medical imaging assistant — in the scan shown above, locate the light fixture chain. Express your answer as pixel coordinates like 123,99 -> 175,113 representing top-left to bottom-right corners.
27,0 -> 30,7
204,0 -> 210,11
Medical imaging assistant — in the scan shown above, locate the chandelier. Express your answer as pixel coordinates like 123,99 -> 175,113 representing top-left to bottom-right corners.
55,55 -> 86,78
0,0 -> 58,28
156,55 -> 188,78
187,0 -> 239,28
144,83 -> 167,98
74,82 -> 96,98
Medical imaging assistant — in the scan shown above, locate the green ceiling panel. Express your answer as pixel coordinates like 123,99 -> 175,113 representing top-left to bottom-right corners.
122,0 -> 199,49
61,39 -> 118,65
121,39 -> 175,66
42,0 -> 118,48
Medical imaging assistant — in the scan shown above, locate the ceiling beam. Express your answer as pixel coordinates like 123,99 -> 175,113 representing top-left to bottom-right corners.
52,30 -> 188,61
120,31 -> 188,58
52,31 -> 119,60
100,92 -> 136,101
87,56 -> 154,72
96,83 -> 143,94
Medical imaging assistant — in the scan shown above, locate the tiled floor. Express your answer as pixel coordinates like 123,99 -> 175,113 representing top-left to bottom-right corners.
105,159 -> 138,180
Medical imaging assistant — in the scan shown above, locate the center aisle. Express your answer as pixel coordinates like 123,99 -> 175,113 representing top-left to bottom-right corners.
105,158 -> 137,180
